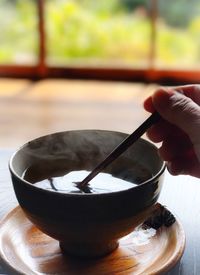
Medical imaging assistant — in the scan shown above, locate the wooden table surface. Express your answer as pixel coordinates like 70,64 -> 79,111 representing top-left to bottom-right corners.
0,149 -> 200,275
0,79 -> 157,148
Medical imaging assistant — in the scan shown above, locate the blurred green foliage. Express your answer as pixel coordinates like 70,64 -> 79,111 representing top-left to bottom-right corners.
46,0 -> 150,64
0,0 -> 38,63
0,0 -> 200,67
159,0 -> 200,28
122,0 -> 148,11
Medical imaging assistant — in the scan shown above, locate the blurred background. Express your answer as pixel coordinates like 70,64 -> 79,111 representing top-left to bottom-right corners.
1,0 -> 200,72
1,0 -> 200,148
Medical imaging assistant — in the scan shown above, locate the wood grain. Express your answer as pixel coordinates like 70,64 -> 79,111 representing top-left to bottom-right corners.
0,206 -> 185,275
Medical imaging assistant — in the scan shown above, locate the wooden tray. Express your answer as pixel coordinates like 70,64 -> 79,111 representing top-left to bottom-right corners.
0,206 -> 185,275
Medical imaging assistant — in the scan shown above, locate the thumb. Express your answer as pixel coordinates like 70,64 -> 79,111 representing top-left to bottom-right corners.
152,89 -> 200,144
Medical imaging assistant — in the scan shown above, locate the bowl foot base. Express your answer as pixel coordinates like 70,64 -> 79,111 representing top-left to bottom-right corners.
59,240 -> 119,258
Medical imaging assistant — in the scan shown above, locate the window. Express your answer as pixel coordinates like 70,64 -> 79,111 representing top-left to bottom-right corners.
1,0 -> 200,84
0,0 -> 38,65
156,0 -> 200,69
46,0 -> 151,68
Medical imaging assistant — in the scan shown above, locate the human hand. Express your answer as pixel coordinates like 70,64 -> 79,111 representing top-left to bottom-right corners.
144,85 -> 200,178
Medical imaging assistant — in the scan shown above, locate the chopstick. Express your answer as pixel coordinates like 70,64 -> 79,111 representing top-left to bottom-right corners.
78,112 -> 161,188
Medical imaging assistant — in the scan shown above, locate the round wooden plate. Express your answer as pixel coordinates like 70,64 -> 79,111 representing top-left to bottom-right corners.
0,206 -> 185,275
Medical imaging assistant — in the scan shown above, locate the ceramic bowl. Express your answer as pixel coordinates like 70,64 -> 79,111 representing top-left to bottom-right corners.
9,130 -> 165,258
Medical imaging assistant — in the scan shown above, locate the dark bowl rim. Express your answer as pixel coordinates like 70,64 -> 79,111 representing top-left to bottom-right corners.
9,129 -> 166,197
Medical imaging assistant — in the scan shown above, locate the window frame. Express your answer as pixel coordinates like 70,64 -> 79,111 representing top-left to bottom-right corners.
0,0 -> 200,85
